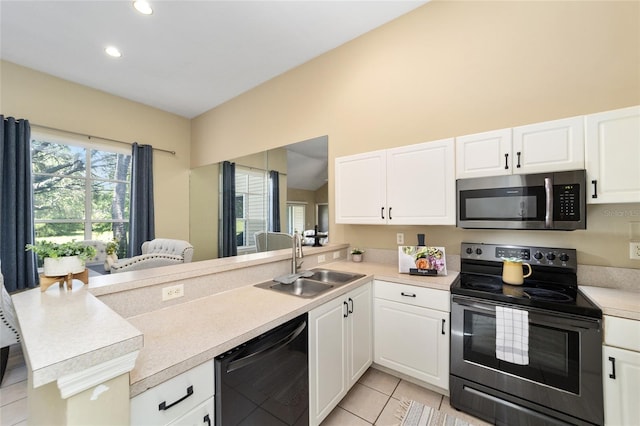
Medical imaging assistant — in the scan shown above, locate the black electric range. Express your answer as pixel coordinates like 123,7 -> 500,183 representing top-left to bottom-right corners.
451,242 -> 601,319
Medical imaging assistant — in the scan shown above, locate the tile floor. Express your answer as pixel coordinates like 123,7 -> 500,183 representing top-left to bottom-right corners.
321,368 -> 490,426
0,344 -> 489,426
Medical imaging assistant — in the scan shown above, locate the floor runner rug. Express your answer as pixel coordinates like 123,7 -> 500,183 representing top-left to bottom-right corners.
397,399 -> 476,426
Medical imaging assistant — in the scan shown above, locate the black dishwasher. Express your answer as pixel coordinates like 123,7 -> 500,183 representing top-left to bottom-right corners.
215,313 -> 309,426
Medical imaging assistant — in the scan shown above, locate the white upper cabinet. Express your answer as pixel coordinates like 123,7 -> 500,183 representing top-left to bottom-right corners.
335,150 -> 387,224
456,117 -> 584,179
335,139 -> 456,225
455,128 -> 512,178
585,105 -> 640,204
385,139 -> 456,225
512,116 -> 585,174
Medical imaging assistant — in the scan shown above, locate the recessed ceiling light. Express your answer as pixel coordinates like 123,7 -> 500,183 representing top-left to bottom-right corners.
133,1 -> 153,15
105,46 -> 122,58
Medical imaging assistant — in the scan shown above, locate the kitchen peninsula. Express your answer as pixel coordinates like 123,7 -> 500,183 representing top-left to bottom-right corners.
11,243 -> 458,425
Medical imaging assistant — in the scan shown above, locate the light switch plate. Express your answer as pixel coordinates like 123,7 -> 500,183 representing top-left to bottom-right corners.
396,233 -> 404,244
318,254 -> 326,263
333,251 -> 340,259
630,242 -> 640,260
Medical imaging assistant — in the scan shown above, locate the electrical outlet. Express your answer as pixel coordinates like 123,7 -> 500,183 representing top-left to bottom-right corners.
630,242 -> 640,260
396,233 -> 404,245
333,251 -> 340,259
317,254 -> 326,263
162,284 -> 184,301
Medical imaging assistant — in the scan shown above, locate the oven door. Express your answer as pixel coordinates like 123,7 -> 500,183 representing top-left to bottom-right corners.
450,295 -> 603,425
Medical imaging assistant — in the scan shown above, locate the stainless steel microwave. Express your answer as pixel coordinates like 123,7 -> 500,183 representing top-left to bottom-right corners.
457,170 -> 586,230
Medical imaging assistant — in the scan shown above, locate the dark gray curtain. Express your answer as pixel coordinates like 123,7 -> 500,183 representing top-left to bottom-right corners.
0,116 -> 38,292
268,170 -> 281,232
220,161 -> 237,257
128,142 -> 155,256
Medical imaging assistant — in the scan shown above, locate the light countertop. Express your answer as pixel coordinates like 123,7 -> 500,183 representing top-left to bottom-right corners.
11,282 -> 143,389
126,260 -> 457,396
580,286 -> 640,321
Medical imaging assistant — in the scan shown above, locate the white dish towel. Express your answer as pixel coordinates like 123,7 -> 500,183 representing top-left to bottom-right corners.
495,306 -> 529,365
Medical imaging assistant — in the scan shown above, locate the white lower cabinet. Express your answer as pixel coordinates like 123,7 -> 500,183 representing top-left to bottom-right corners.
603,315 -> 640,426
131,360 -> 214,426
373,280 -> 449,391
309,282 -> 373,426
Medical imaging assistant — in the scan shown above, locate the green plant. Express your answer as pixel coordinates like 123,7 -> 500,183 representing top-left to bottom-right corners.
105,239 -> 119,255
26,240 -> 97,261
350,248 -> 364,255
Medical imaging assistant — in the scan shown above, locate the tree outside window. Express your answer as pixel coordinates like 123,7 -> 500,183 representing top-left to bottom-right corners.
31,136 -> 131,257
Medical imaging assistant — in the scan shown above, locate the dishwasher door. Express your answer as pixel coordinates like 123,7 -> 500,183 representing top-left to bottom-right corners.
215,313 -> 309,426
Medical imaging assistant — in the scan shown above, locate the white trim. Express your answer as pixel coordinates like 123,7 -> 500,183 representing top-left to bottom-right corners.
57,351 -> 139,399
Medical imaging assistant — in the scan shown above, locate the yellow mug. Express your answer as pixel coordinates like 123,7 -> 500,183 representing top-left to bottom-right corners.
502,259 -> 532,285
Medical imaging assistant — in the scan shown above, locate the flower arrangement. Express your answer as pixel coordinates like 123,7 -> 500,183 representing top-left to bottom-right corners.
25,240 -> 97,260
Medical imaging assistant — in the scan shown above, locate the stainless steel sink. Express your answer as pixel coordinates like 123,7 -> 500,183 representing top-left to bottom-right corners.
255,268 -> 364,298
308,269 -> 365,284
256,278 -> 333,298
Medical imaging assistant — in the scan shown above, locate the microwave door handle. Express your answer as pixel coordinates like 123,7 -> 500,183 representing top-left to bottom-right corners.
544,177 -> 553,229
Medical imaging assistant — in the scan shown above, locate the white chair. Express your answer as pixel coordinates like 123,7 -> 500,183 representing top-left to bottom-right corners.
1,262 -> 21,384
110,239 -> 194,274
254,232 -> 293,252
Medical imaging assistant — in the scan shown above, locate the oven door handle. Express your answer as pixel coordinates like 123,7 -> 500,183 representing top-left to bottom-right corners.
452,296 -> 601,330
452,297 -> 496,313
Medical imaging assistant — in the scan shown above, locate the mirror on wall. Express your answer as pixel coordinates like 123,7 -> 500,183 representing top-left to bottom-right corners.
189,136 -> 328,261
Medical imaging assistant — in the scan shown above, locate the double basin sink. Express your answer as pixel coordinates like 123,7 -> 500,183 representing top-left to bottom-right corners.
255,268 -> 365,298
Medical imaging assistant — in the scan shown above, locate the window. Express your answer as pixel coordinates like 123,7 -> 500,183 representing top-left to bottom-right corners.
31,133 -> 131,256
287,203 -> 306,235
234,167 -> 267,249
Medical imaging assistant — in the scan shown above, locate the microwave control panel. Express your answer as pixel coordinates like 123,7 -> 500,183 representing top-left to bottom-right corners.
554,184 -> 580,221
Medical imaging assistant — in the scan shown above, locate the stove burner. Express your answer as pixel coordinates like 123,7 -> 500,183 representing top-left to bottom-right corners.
523,288 -> 573,303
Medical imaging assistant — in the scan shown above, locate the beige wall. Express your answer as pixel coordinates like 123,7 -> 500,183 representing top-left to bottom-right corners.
1,60 -> 192,242
191,1 -> 640,268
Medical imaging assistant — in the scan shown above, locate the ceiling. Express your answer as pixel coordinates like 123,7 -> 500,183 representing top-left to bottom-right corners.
0,0 -> 427,119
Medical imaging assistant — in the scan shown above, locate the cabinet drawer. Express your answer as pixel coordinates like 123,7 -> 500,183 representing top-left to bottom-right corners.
604,316 -> 640,352
374,280 -> 449,312
168,397 -> 214,426
131,360 -> 214,426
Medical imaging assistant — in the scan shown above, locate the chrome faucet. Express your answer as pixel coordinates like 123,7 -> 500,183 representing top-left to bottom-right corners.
292,231 -> 304,274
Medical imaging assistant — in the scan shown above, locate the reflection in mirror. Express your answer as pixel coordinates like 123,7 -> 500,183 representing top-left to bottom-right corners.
189,136 -> 328,261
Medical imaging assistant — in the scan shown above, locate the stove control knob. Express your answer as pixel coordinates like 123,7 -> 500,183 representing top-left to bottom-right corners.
475,248 -> 483,255
534,251 -> 543,260
546,253 -> 556,261
559,253 -> 570,262
466,247 -> 473,255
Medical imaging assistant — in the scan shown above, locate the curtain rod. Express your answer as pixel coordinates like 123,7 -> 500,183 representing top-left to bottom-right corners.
32,123 -> 176,155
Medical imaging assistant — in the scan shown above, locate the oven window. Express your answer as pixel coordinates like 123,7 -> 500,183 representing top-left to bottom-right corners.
460,187 -> 545,221
463,311 -> 579,394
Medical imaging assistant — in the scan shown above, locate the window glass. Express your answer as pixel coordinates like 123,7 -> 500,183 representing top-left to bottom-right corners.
31,135 -> 131,255
234,167 -> 267,249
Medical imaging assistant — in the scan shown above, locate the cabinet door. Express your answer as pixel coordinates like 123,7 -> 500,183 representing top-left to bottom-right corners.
346,282 -> 373,388
603,346 -> 640,426
455,128 -> 512,179
335,150 -> 387,224
386,138 -> 456,225
374,298 -> 449,390
512,116 -> 584,174
308,297 -> 348,426
586,105 -> 640,204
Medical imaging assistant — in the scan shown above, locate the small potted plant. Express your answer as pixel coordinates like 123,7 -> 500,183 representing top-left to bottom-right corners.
26,240 -> 97,277
350,248 -> 364,262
